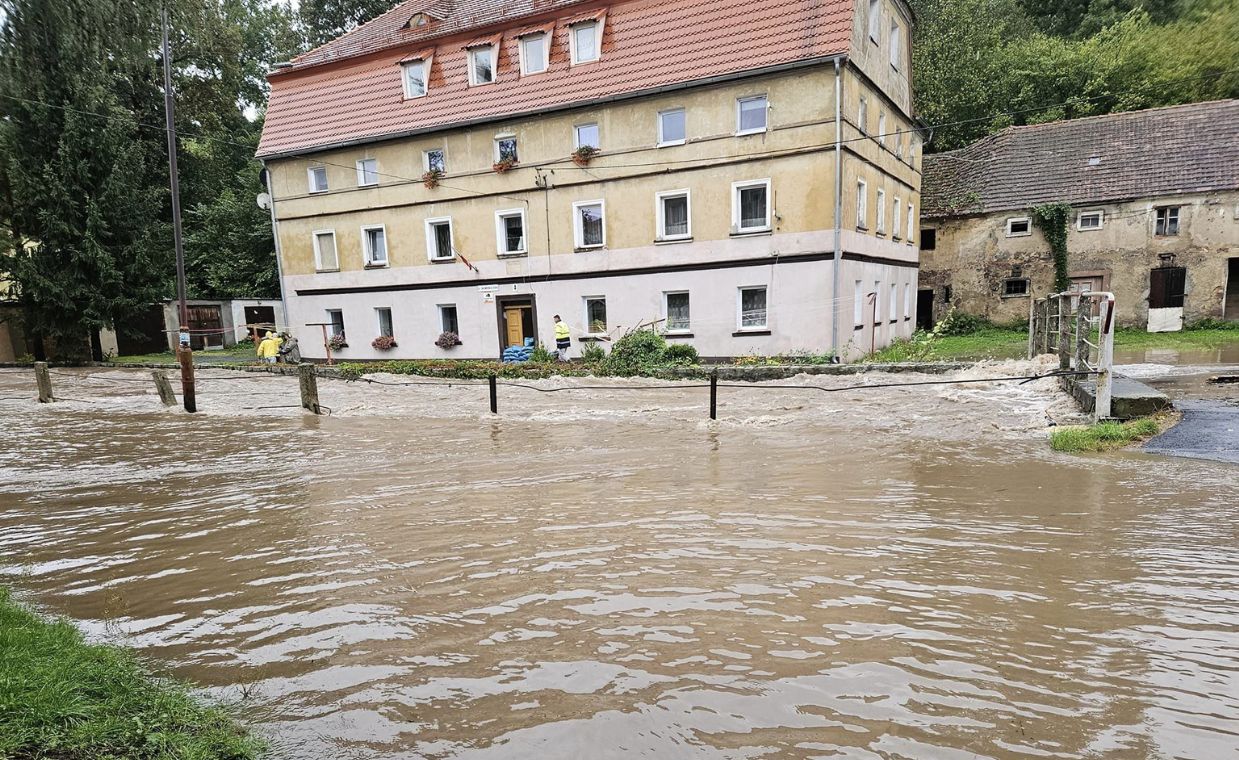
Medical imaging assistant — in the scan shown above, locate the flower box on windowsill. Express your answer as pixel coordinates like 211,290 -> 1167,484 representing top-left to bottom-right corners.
371,336 -> 398,351
422,170 -> 444,189
571,145 -> 600,167
435,331 -> 462,349
492,158 -> 519,174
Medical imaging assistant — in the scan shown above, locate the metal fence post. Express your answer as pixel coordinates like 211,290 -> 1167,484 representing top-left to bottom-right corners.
34,361 -> 53,403
489,374 -> 497,414
709,370 -> 718,420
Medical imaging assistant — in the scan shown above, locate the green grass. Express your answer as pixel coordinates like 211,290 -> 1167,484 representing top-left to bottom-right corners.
113,342 -> 257,365
1049,417 -> 1163,453
0,588 -> 264,760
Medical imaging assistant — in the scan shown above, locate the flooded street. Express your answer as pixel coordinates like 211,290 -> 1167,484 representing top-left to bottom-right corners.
1,365 -> 1237,759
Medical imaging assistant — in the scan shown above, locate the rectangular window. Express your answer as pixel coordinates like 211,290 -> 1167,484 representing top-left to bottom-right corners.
424,148 -> 446,174
1006,217 -> 1031,237
895,127 -> 903,159
376,307 -> 393,338
1155,206 -> 1180,236
356,158 -> 379,187
1077,210 -> 1103,231
904,283 -> 911,320
574,122 -> 599,149
892,197 -> 902,239
858,97 -> 868,135
327,309 -> 345,339
495,209 -> 527,255
307,166 -> 328,193
519,33 -> 548,75
921,228 -> 936,250
874,280 -> 881,324
738,286 -> 768,329
658,108 -> 686,146
665,291 -> 690,332
876,189 -> 887,234
402,59 -> 428,99
312,230 -> 338,271
571,20 -> 599,64
732,179 -> 771,233
469,46 -> 495,85
439,304 -> 459,335
495,136 -> 518,163
856,179 -> 868,228
657,190 -> 691,240
889,282 -> 897,321
854,280 -> 864,327
1003,278 -> 1029,296
907,203 -> 915,243
878,113 -> 887,147
584,296 -> 607,334
868,0 -> 881,41
737,95 -> 768,135
574,200 -> 605,248
890,20 -> 902,69
425,217 -> 454,261
362,225 -> 388,266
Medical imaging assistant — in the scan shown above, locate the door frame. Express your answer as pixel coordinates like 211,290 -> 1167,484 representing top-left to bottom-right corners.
494,294 -> 538,355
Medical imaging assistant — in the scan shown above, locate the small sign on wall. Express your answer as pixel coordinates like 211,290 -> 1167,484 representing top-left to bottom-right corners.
482,292 -> 495,304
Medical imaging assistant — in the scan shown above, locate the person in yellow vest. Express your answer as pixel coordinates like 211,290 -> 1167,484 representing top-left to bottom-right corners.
256,331 -> 281,364
553,314 -> 571,361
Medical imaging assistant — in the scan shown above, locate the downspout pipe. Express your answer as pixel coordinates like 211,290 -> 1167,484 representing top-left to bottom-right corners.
831,57 -> 844,359
260,159 -> 290,335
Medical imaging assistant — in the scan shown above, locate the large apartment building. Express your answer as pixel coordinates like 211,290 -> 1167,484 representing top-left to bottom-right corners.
258,0 -> 921,361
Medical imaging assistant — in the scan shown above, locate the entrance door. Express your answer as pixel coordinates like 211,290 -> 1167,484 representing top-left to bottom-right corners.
186,305 -> 223,350
1070,275 -> 1104,294
1225,258 -> 1239,320
504,308 -> 525,347
497,295 -> 538,351
916,289 -> 935,331
1148,266 -> 1186,333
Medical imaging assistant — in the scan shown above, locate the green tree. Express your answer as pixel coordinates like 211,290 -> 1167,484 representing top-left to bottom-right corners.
300,0 -> 401,49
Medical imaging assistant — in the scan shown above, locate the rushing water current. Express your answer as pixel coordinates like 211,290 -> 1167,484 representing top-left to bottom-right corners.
1,365 -> 1237,759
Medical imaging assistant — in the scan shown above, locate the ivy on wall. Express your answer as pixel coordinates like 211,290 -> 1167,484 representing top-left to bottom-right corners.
1032,202 -> 1072,293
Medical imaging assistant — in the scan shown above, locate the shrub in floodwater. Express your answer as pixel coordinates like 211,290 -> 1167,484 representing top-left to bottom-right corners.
1049,417 -> 1162,453
0,588 -> 264,759
601,329 -> 670,376
662,342 -> 699,365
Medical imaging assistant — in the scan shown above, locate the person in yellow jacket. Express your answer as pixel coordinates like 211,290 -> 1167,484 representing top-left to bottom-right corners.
256,331 -> 281,364
553,314 -> 571,361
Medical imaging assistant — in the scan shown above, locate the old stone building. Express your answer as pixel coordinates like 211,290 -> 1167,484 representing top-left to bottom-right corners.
258,0 -> 922,361
918,100 -> 1239,331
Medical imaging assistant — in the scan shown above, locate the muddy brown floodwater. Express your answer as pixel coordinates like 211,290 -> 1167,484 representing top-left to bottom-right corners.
1,363 -> 1237,759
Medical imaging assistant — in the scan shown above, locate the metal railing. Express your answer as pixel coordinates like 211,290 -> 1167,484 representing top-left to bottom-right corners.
1029,291 -> 1115,421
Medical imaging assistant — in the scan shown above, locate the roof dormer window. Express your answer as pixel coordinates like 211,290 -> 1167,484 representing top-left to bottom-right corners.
519,32 -> 549,76
467,44 -> 497,85
401,58 -> 429,99
569,17 -> 603,64
407,12 -> 438,28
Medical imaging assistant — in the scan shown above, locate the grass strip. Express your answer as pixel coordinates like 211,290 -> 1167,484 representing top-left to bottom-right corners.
0,588 -> 263,760
1049,417 -> 1163,453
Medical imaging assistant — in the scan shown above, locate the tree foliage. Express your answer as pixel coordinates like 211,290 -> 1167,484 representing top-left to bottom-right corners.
299,0 -> 401,49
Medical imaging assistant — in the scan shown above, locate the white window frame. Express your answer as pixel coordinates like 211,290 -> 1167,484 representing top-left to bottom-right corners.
467,44 -> 497,86
856,179 -> 868,228
892,196 -> 902,240
1076,210 -> 1104,231
311,229 -> 338,272
889,20 -> 902,70
868,0 -> 881,42
1006,217 -> 1032,237
573,199 -> 606,249
360,224 -> 388,267
307,166 -> 328,194
574,122 -> 600,149
569,20 -> 602,64
655,189 -> 692,241
518,33 -> 549,76
858,97 -> 868,135
423,148 -> 446,174
736,285 -> 768,331
854,280 -> 864,327
401,58 -> 430,99
326,309 -> 345,339
907,203 -> 915,243
663,291 -> 691,333
425,216 -> 455,261
889,282 -> 897,321
438,304 -> 459,335
375,307 -> 394,338
731,178 -> 772,234
583,295 -> 607,336
494,208 -> 528,256
356,158 -> 379,187
735,95 -> 768,136
658,108 -> 686,147
876,189 -> 887,234
878,113 -> 887,147
903,282 -> 911,320
494,135 -> 518,163
895,127 -> 903,160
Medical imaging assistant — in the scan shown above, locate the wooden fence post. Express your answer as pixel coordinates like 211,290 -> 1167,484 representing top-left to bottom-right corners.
34,361 -> 53,403
151,370 -> 177,406
1057,295 -> 1073,370
298,363 -> 321,414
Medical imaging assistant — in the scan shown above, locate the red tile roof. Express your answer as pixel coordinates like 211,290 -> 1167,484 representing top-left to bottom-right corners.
257,0 -> 855,158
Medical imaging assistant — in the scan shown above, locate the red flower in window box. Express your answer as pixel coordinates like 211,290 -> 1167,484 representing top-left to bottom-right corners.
492,158 -> 518,174
421,169 -> 443,189
571,145 -> 600,167
371,335 -> 398,351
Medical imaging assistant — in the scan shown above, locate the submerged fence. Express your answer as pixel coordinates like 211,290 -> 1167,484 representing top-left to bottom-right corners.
1029,291 -> 1115,421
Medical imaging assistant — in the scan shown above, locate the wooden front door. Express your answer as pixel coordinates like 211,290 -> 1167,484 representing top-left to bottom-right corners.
504,308 -> 525,348
186,305 -> 223,350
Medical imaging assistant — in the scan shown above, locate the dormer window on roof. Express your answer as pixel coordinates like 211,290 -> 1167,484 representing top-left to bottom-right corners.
568,12 -> 606,65
402,58 -> 430,99
407,12 -> 439,29
519,32 -> 549,76
464,35 -> 501,86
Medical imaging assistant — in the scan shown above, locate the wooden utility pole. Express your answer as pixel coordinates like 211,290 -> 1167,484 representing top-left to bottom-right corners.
162,7 -> 195,413
34,362 -> 53,403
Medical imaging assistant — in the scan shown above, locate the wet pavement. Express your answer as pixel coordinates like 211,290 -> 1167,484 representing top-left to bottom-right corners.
1,362 -> 1237,759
